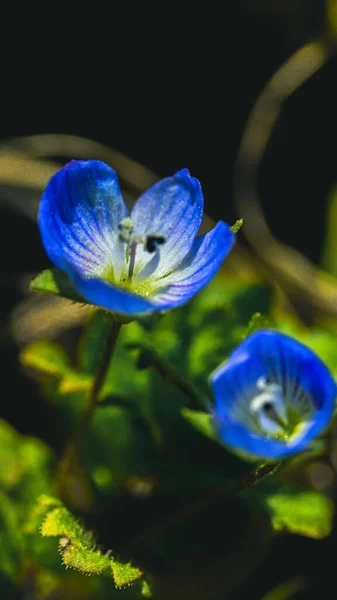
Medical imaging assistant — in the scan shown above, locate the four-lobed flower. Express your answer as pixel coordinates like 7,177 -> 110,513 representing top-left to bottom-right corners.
38,160 -> 235,317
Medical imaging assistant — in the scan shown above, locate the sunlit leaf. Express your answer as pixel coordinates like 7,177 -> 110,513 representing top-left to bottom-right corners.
30,268 -> 86,304
263,487 -> 333,539
20,340 -> 70,377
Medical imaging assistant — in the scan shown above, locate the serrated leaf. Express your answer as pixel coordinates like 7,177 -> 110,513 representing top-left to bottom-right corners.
30,268 -> 86,304
40,498 -> 145,588
20,340 -> 70,377
181,408 -> 217,442
264,488 -> 333,539
60,541 -> 110,575
111,560 -> 143,587
41,507 -> 93,548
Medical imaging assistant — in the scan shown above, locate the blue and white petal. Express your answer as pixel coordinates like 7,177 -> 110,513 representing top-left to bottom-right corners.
38,160 -> 127,279
210,330 -> 337,460
38,160 -> 235,317
71,271 -> 156,315
149,221 -> 235,309
131,169 -> 204,279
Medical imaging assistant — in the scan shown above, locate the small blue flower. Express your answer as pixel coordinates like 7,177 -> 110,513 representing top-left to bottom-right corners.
38,160 -> 234,316
210,330 -> 336,460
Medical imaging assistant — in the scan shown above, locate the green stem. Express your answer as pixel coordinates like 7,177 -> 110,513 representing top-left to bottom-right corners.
127,342 -> 203,409
56,317 -> 122,497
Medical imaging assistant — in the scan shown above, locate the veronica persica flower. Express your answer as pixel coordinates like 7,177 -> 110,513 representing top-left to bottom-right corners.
38,160 -> 234,316
210,330 -> 336,460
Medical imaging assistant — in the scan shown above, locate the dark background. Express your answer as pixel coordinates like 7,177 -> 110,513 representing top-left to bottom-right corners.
1,0 -> 336,266
1,2 -> 337,598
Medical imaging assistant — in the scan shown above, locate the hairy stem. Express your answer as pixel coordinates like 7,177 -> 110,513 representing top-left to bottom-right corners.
56,317 -> 122,497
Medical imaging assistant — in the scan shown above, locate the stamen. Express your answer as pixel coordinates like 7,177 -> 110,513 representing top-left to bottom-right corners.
250,377 -> 288,436
119,217 -> 134,243
145,233 -> 166,253
128,242 -> 137,281
263,402 -> 286,428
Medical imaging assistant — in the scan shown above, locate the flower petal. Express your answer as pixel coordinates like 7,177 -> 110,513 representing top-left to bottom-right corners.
149,221 -> 235,309
210,330 -> 337,460
70,271 -> 156,315
38,160 -> 128,278
131,169 -> 203,278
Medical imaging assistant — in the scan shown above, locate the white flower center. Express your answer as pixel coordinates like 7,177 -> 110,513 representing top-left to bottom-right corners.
99,217 -> 168,295
250,377 -> 288,436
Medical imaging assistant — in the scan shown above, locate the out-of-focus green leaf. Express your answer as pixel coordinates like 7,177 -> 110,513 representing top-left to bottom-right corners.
327,0 -> 337,40
260,487 -> 333,539
140,580 -> 153,597
0,420 -> 53,502
20,340 -> 70,376
40,497 -> 145,587
181,409 -> 217,442
299,329 -> 337,377
0,492 -> 23,597
260,576 -> 307,600
30,268 -> 86,304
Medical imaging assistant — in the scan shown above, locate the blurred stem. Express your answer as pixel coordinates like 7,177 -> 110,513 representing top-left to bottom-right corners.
127,461 -> 280,552
56,317 -> 122,497
127,342 -> 203,409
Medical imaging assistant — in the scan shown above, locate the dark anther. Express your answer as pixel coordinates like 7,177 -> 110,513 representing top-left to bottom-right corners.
145,233 -> 166,253
263,402 -> 285,427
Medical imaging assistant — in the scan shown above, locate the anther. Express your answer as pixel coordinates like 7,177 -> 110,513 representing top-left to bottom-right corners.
118,217 -> 134,243
145,233 -> 166,253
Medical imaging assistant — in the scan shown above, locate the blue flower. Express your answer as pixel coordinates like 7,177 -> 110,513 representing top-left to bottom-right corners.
210,330 -> 336,460
38,160 -> 234,316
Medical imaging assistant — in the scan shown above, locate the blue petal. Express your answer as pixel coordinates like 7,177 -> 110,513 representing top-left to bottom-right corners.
71,271 -> 156,315
131,169 -> 204,278
210,330 -> 336,459
149,221 -> 235,309
38,160 -> 127,278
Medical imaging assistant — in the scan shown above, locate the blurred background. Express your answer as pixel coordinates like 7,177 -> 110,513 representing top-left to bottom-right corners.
1,1 -> 337,598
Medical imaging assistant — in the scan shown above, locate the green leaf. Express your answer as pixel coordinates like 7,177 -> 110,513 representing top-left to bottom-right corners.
40,497 -> 145,587
263,487 -> 333,539
140,580 -> 153,597
111,560 -> 144,588
181,408 -> 217,442
20,340 -> 70,377
30,268 -> 86,304
230,218 -> 243,234
328,0 -> 337,40
260,576 -> 307,600
0,491 -> 23,596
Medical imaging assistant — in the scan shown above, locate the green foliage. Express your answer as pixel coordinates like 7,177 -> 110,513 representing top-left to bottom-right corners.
20,267 -> 337,597
248,485 -> 334,540
180,408 -> 217,441
260,577 -> 307,600
21,339 -> 71,376
230,218 -> 244,233
30,267 -> 86,304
